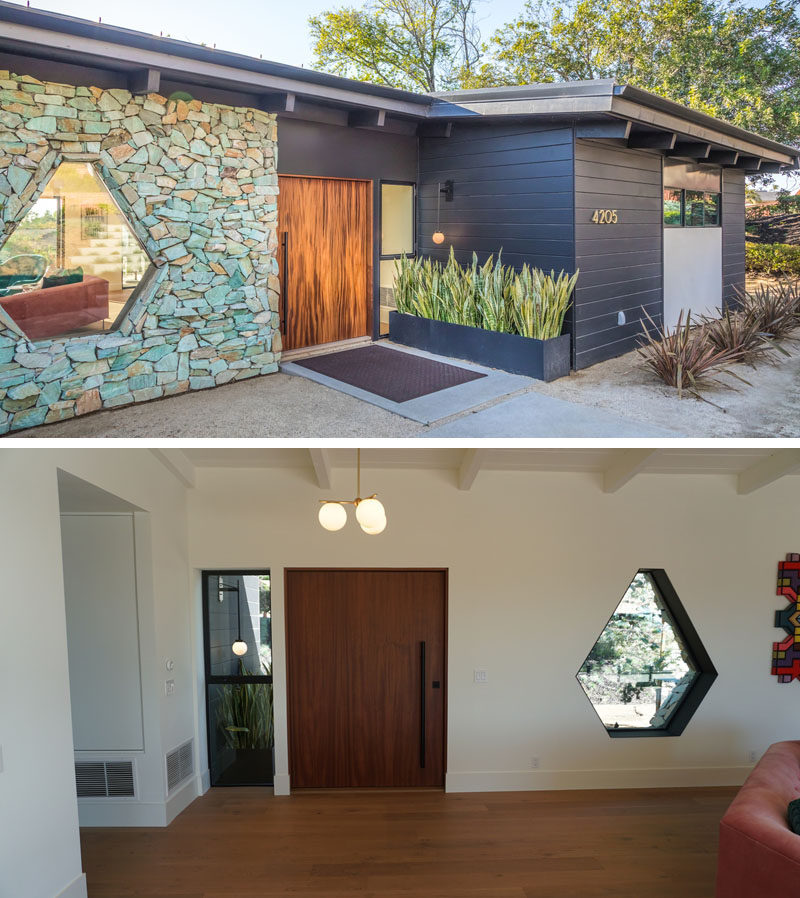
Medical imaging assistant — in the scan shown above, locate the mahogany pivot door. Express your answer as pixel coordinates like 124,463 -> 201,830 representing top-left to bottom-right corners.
278,175 -> 372,350
286,569 -> 447,788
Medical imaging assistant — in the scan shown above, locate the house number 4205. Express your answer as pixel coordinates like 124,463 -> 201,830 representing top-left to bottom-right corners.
592,209 -> 618,224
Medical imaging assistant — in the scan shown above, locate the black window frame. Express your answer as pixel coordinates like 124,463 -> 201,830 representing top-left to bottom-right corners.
379,179 -> 417,261
662,186 -> 684,228
576,568 -> 718,738
663,187 -> 722,229
201,569 -> 273,785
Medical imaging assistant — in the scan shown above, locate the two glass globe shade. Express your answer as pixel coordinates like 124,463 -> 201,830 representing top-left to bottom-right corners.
318,498 -> 386,534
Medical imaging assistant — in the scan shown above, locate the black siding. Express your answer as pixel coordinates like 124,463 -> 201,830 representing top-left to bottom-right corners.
722,168 -> 746,307
417,123 -> 575,273
573,140 -> 663,369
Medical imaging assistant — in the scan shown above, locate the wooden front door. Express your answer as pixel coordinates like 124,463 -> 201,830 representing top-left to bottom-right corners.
278,176 -> 372,350
286,569 -> 447,788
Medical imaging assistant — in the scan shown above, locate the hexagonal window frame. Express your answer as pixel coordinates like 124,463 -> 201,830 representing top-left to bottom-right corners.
0,154 -> 160,344
576,569 -> 717,738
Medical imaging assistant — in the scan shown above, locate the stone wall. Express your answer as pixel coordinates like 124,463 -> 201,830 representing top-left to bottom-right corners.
0,70 -> 280,433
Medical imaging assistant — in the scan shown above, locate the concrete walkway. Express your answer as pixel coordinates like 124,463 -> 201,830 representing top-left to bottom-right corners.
424,391 -> 681,437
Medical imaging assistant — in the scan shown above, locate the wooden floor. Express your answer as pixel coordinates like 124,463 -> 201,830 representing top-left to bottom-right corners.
80,786 -> 736,898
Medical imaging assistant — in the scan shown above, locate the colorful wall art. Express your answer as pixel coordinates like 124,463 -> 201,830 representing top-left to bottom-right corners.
772,554 -> 800,683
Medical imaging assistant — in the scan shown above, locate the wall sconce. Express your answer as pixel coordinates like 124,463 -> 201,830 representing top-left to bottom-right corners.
432,180 -> 454,245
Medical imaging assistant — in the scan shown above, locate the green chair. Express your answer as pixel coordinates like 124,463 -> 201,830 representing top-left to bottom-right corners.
0,254 -> 48,297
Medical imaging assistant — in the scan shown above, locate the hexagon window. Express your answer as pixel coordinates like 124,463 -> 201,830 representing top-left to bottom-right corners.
0,161 -> 153,342
576,570 -> 716,737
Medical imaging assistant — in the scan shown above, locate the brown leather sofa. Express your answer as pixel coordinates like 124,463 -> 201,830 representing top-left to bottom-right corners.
0,276 -> 110,340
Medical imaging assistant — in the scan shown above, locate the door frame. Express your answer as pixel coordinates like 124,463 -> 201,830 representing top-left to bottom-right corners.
277,174 -> 374,349
283,567 -> 448,788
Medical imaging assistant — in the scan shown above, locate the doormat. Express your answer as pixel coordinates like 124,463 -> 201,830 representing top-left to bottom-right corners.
293,344 -> 486,403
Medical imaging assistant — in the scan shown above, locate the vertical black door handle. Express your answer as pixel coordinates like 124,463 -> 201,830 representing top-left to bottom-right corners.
281,230 -> 289,335
420,641 -> 426,769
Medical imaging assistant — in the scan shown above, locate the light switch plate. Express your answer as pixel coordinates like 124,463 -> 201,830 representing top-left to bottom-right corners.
165,679 -> 175,696
474,669 -> 488,684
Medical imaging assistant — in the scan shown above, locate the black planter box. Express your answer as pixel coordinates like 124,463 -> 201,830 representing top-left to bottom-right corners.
389,311 -> 571,382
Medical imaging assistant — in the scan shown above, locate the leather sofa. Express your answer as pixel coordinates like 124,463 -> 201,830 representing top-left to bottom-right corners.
0,275 -> 110,341
715,740 -> 800,897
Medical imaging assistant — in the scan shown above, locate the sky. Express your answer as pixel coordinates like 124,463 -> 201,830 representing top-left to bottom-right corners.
10,0 -> 525,68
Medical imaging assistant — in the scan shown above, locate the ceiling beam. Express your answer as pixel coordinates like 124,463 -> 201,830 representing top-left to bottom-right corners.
348,108 -> 386,129
576,120 -> 631,140
667,141 -> 712,159
737,450 -> 800,495
418,120 -> 453,138
150,449 -> 195,489
628,130 -> 677,150
128,67 -> 160,95
309,448 -> 332,490
602,449 -> 658,493
707,149 -> 739,165
260,91 -> 296,113
458,449 -> 488,491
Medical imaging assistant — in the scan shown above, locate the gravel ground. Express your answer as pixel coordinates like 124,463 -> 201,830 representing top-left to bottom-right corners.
7,339 -> 800,440
524,342 -> 800,437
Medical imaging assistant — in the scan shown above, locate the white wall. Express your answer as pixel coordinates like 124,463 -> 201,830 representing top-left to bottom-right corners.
0,449 -> 195,898
61,514 -> 144,752
664,227 -> 722,329
188,464 -> 800,793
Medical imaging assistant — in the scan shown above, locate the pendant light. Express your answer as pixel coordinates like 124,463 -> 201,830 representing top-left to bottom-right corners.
432,180 -> 453,245
318,449 -> 387,535
219,577 -> 248,656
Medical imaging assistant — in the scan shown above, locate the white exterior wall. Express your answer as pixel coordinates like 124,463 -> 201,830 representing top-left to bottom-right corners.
663,228 -> 722,329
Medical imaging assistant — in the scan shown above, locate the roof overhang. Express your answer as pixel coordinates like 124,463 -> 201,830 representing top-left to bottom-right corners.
0,2 -> 797,169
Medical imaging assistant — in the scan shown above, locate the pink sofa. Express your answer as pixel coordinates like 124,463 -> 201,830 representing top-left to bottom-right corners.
716,740 -> 800,897
0,275 -> 109,340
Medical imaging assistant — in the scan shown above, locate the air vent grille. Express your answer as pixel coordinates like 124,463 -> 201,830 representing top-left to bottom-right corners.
166,739 -> 194,793
75,761 -> 135,798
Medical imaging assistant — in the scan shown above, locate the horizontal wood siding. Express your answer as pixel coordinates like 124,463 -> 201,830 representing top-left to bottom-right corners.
722,168 -> 746,307
418,123 -> 575,275
573,140 -> 663,369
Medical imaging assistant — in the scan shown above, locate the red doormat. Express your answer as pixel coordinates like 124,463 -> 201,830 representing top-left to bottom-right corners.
293,344 -> 486,403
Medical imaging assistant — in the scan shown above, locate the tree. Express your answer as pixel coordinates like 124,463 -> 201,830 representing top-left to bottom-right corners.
309,0 -> 484,92
491,0 -> 800,148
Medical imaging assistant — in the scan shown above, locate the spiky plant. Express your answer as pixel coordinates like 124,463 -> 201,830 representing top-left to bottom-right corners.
217,660 -> 274,750
636,309 -> 748,400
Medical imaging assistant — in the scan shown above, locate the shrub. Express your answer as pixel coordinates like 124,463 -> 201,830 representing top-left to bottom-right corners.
739,281 -> 800,341
697,306 -> 775,364
636,310 -> 746,399
745,241 -> 800,276
394,249 -> 577,341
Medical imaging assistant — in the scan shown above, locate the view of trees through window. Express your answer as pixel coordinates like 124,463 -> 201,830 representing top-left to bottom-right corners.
577,572 -> 698,731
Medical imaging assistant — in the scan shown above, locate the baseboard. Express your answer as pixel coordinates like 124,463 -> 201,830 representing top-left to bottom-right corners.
445,765 -> 752,793
273,773 -> 290,796
200,768 -> 211,794
55,872 -> 88,898
165,776 -> 201,825
78,798 -> 167,827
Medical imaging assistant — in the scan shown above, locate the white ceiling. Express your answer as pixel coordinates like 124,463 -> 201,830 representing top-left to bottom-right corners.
173,447 -> 800,495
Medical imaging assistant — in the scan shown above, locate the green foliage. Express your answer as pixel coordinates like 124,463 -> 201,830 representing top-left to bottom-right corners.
489,0 -> 800,149
746,242 -> 800,276
394,248 -> 576,340
309,0 -> 483,91
217,661 -> 274,750
747,196 -> 800,221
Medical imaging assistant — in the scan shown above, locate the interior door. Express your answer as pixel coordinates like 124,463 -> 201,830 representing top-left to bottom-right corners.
286,569 -> 446,788
278,176 -> 372,350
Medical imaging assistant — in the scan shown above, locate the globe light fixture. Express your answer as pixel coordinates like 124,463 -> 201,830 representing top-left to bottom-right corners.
218,576 -> 249,657
318,449 -> 387,536
318,501 -> 347,531
431,180 -> 453,246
